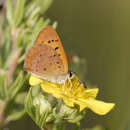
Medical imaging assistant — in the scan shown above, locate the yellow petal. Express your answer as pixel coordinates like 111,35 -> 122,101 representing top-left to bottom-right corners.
73,100 -> 88,111
80,98 -> 115,115
41,81 -> 62,98
29,75 -> 42,86
84,88 -> 99,98
63,96 -> 75,107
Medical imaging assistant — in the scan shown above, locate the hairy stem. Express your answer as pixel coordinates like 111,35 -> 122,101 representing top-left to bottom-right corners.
7,28 -> 21,87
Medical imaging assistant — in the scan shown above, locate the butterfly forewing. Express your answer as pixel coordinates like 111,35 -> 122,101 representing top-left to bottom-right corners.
24,26 -> 68,78
35,26 -> 68,73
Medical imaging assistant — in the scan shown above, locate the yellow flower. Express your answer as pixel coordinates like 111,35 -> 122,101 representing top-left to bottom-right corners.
29,75 -> 115,115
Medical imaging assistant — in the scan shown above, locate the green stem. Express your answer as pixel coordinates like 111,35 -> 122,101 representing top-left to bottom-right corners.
0,101 -> 8,130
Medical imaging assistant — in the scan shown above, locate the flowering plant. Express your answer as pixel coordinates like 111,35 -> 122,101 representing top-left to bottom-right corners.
30,75 -> 115,114
25,74 -> 115,129
0,0 -> 115,129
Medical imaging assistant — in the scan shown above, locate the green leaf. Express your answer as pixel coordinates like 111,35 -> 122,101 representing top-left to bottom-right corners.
68,110 -> 86,123
25,87 -> 35,121
0,27 -> 12,67
4,49 -> 20,69
33,94 -> 52,128
6,108 -> 26,121
7,0 -> 15,26
0,40 -> 12,68
39,111 -> 49,128
0,72 -> 8,99
37,0 -> 53,14
25,87 -> 53,128
41,18 -> 51,28
52,21 -> 58,29
35,104 -> 41,124
8,71 -> 28,100
25,2 -> 37,18
17,28 -> 30,47
14,0 -> 26,27
15,92 -> 27,104
28,7 -> 40,25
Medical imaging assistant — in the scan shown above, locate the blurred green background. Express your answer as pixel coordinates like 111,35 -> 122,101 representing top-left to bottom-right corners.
9,0 -> 130,130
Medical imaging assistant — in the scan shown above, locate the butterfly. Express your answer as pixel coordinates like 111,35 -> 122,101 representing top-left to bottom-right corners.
24,26 -> 75,84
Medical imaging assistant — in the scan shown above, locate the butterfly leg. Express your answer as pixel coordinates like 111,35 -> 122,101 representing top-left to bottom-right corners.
62,73 -> 73,95
62,75 -> 68,94
66,75 -> 73,93
67,76 -> 72,86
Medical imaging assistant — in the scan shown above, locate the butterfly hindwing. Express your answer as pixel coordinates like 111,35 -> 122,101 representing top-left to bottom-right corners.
24,43 -> 65,77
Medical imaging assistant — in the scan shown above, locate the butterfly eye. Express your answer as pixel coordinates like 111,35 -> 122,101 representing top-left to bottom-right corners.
69,71 -> 73,78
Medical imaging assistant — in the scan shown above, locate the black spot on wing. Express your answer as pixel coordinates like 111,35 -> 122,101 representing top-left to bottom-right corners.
55,47 -> 59,50
55,39 -> 59,42
48,40 -> 51,43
